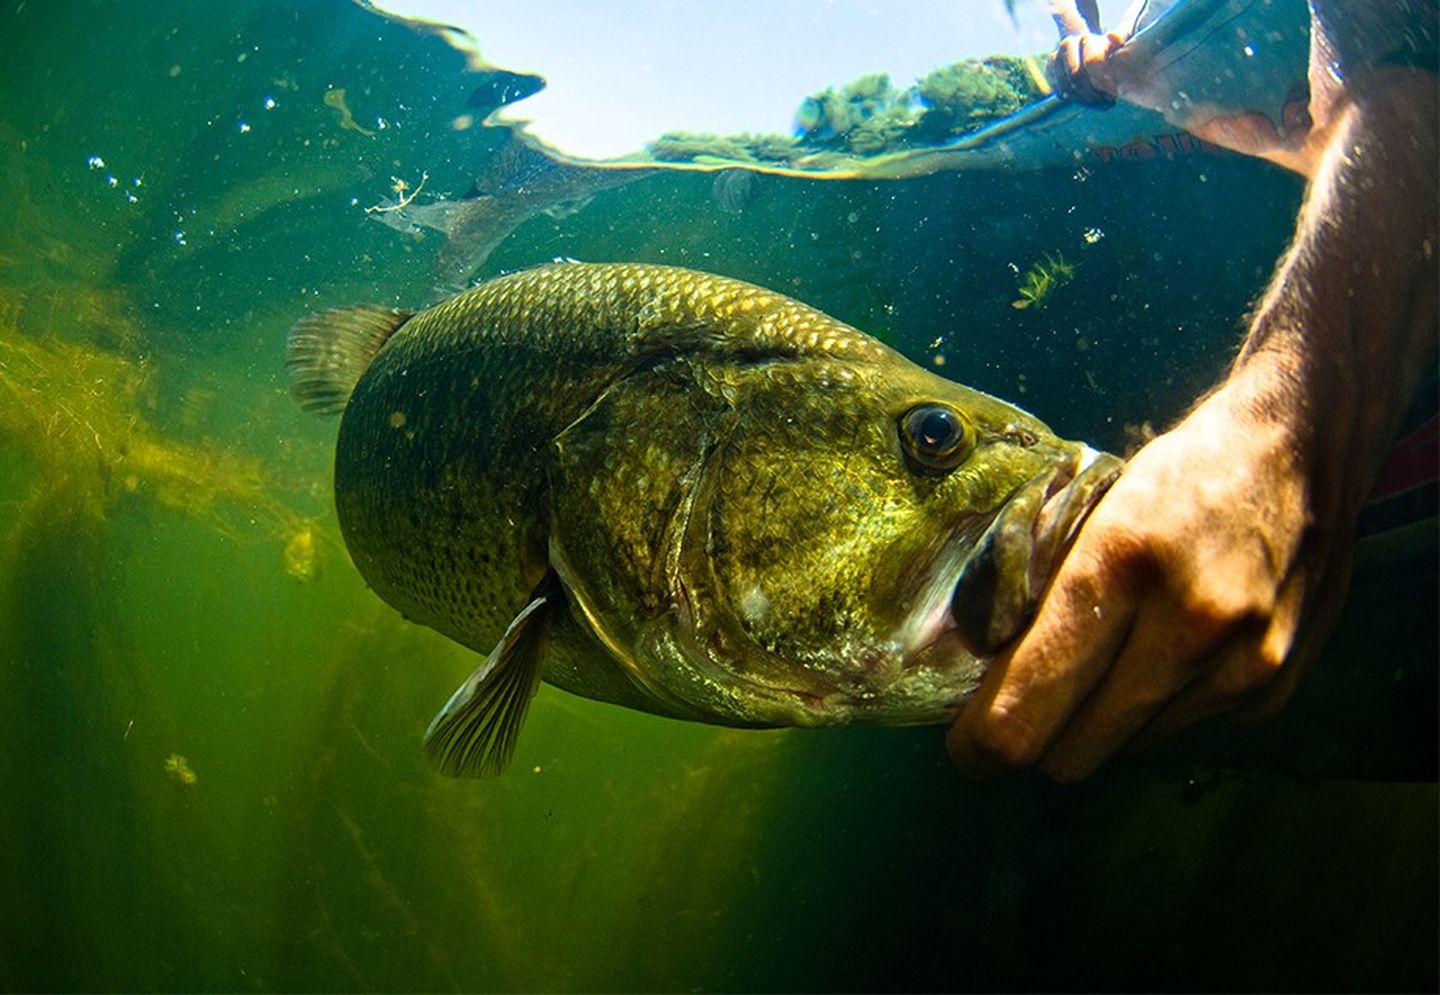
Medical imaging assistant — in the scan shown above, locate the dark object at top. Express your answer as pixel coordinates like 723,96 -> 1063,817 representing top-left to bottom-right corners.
467,69 -> 546,115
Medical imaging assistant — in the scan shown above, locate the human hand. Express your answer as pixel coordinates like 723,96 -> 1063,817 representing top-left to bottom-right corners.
1047,29 -> 1128,107
956,5 -> 1437,784
946,363 -> 1350,782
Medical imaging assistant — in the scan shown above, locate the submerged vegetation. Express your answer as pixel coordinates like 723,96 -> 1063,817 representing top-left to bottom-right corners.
0,286 -> 327,579
162,753 -> 198,790
647,55 -> 1046,165
1011,252 -> 1076,310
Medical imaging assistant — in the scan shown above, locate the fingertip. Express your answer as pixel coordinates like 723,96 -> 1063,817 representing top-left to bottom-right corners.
1039,750 -> 1099,784
947,696 -> 1048,777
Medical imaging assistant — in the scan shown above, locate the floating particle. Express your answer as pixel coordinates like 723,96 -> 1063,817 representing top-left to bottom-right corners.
264,96 -> 277,110
238,121 -> 251,133
1083,227 -> 1104,244
86,155 -> 105,169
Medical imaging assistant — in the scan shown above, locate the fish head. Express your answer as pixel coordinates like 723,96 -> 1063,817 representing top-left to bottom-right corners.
553,344 -> 1120,729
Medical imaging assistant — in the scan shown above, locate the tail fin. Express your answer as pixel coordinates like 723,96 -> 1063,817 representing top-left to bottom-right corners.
286,305 -> 412,415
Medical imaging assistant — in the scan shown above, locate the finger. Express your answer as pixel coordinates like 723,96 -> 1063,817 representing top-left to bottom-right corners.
1071,33 -> 1109,105
1050,37 -> 1084,99
1035,601 -> 1242,782
1128,569 -> 1307,748
1053,33 -> 1120,107
1125,637 -> 1277,750
947,546 -> 1138,775
1230,537 -> 1352,725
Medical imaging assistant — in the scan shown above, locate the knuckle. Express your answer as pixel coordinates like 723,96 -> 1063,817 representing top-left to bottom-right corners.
1178,591 -> 1258,645
1212,642 -> 1290,707
1073,523 -> 1160,595
1252,635 -> 1290,678
1170,566 -> 1278,649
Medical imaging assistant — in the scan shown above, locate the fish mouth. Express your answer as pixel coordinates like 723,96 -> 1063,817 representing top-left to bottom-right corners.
948,445 -> 1123,657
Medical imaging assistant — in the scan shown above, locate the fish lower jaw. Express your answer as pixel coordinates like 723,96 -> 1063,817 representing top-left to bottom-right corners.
1028,445 -> 1123,578
680,653 -> 976,728
812,668 -> 981,726
746,684 -> 973,727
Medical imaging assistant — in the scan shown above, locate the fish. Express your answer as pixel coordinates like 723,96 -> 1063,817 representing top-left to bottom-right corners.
287,261 -> 1121,776
368,135 -> 652,292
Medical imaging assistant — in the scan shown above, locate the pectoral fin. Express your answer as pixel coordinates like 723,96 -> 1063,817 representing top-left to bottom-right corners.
423,576 -> 559,777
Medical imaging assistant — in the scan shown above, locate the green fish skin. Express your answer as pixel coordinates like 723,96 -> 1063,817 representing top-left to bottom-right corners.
287,262 -> 1120,776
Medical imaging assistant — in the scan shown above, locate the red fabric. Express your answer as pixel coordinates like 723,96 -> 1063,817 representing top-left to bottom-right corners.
1369,416 -> 1439,500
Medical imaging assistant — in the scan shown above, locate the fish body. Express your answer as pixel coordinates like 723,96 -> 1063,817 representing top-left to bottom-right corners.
288,262 -> 1119,775
368,136 -> 652,292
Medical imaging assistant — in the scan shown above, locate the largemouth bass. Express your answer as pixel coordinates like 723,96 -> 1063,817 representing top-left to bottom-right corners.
287,262 -> 1120,776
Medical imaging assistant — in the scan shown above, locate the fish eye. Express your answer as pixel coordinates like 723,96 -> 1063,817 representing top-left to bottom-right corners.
899,403 -> 973,474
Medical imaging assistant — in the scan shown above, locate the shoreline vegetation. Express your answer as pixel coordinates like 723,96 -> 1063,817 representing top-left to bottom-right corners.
644,55 -> 1048,167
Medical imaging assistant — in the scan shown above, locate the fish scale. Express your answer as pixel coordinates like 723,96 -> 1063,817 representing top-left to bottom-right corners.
288,260 -> 1120,775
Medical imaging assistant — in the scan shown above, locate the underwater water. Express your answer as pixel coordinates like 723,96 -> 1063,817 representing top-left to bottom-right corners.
0,1 -> 1435,992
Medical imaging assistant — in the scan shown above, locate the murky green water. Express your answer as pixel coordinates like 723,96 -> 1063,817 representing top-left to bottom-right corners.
0,2 -> 1434,991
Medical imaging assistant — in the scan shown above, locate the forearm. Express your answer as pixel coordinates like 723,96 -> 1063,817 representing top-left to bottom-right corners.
948,18 -> 1437,783
1050,0 -> 1144,35
1230,72 -> 1438,532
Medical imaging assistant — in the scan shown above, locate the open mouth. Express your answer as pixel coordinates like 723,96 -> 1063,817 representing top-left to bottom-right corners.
949,446 -> 1122,656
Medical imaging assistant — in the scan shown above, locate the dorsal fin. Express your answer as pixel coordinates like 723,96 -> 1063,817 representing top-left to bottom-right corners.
285,305 -> 412,415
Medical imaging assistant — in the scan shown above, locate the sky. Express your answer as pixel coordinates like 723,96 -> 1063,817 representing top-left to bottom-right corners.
370,0 -> 1063,158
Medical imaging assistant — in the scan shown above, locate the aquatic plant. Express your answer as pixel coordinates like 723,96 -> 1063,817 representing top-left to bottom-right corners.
323,87 -> 374,137
1011,252 -> 1076,310
163,753 -> 198,790
0,295 -> 330,574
